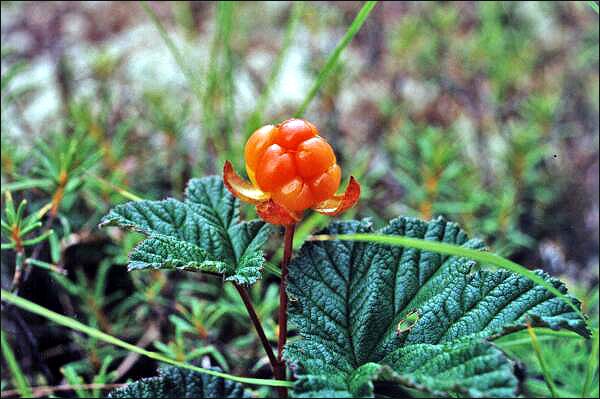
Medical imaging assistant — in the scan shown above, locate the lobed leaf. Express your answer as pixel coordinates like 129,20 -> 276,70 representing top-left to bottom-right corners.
108,366 -> 248,398
100,176 -> 272,285
285,217 -> 588,397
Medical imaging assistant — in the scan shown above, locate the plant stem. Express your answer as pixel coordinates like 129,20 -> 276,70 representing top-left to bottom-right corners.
233,283 -> 278,373
276,224 -> 295,399
10,251 -> 25,293
12,213 -> 57,296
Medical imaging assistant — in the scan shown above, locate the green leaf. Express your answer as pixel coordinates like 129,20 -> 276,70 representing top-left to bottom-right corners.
108,366 -> 248,398
381,339 -> 520,397
100,176 -> 272,285
285,217 -> 588,397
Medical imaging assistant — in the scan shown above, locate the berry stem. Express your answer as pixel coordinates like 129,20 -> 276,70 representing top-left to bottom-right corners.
276,224 -> 295,398
233,283 -> 278,373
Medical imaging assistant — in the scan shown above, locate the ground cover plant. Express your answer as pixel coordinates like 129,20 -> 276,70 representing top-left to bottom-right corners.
1,1 -> 599,398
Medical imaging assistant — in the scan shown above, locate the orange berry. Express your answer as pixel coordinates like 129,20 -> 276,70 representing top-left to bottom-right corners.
254,144 -> 296,192
245,125 -> 277,182
274,119 -> 317,149
239,119 -> 351,214
295,137 -> 336,179
309,164 -> 341,203
272,177 -> 314,212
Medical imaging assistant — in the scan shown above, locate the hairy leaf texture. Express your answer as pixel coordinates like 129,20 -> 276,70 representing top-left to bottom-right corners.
285,217 -> 588,397
108,366 -> 247,398
101,176 -> 272,285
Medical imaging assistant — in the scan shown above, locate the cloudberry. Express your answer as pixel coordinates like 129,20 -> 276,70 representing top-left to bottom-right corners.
224,119 -> 360,225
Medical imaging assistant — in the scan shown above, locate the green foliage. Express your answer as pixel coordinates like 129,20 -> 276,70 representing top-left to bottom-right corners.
1,289 -> 294,390
1,191 -> 53,251
464,2 -> 536,102
0,2 -> 597,398
61,357 -> 117,398
31,128 -> 103,195
285,217 -> 589,397
295,1 -> 378,117
142,89 -> 192,193
100,177 -> 272,285
1,329 -> 32,398
496,302 -> 599,398
246,2 -> 304,134
154,297 -> 230,370
108,366 -> 247,398
382,111 -> 562,256
385,123 -> 481,221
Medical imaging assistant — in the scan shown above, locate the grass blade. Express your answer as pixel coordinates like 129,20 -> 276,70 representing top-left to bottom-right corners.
497,328 -> 584,347
295,1 -> 378,117
1,328 -> 33,397
1,290 -> 294,389
527,324 -> 558,397
247,1 -> 305,133
263,261 -> 282,278
582,328 -> 599,397
526,379 -> 580,398
497,335 -> 557,348
140,2 -> 204,108
309,232 -> 585,318
87,173 -> 144,202
203,1 -> 236,158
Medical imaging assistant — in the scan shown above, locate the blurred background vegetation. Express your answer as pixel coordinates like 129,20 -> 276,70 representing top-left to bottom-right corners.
1,1 -> 598,398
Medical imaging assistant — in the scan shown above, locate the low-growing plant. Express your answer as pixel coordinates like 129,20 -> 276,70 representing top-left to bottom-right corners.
1,192 -> 57,292
1,116 -> 592,397
1,2 -> 597,398
88,117 -> 590,398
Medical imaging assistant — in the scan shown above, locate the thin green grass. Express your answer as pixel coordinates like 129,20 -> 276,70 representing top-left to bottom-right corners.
582,328 -> 599,397
203,1 -> 236,158
142,1 -> 238,165
496,328 -> 584,347
87,173 -> 144,202
219,2 -> 236,144
498,335 -> 566,348
246,2 -> 305,134
1,328 -> 33,397
295,1 -> 378,117
263,261 -> 282,278
0,290 -> 294,389
144,0 -> 377,160
527,324 -> 558,398
308,233 -> 585,318
527,379 -> 580,398
140,2 -> 204,108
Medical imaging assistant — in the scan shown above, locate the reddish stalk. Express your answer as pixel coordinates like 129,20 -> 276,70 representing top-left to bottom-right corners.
276,224 -> 295,399
233,282 -> 278,374
13,213 -> 57,296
